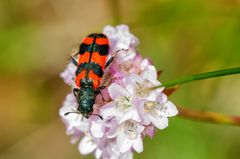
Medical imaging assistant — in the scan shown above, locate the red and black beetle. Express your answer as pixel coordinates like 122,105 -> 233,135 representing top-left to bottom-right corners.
65,33 -> 114,119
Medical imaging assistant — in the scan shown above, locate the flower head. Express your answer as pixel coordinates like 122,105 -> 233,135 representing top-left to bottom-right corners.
60,24 -> 178,159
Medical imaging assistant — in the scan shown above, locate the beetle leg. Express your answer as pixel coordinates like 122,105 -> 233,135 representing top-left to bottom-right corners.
69,50 -> 79,66
73,88 -> 80,97
104,49 -> 129,69
97,91 -> 108,102
95,86 -> 109,102
105,57 -> 114,69
94,86 -> 105,95
70,55 -> 78,66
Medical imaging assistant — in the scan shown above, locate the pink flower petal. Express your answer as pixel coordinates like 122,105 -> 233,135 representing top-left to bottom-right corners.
143,113 -> 152,125
157,93 -> 168,105
60,62 -> 77,87
108,83 -> 129,99
140,58 -> 152,68
116,25 -> 129,33
133,136 -> 143,153
132,109 -> 141,123
78,136 -> 97,155
164,101 -> 178,117
118,138 -> 133,153
144,125 -> 155,138
116,49 -> 136,63
91,121 -> 104,138
103,25 -> 116,36
124,73 -> 142,86
125,85 -> 135,96
141,65 -> 157,81
137,124 -> 145,133
95,148 -> 102,159
119,110 -> 134,124
150,114 -> 168,129
116,36 -> 131,50
107,124 -> 118,138
146,92 -> 157,101
100,102 -> 116,118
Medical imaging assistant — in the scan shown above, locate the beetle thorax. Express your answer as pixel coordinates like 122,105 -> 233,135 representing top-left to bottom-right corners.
77,79 -> 95,118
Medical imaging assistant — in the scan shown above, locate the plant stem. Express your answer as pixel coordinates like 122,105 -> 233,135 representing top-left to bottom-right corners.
153,67 -> 240,89
177,106 -> 240,126
156,67 -> 240,126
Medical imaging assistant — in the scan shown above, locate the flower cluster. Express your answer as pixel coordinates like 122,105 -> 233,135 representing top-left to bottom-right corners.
59,25 -> 178,159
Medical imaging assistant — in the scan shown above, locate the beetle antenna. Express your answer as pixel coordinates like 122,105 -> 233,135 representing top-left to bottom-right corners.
115,48 -> 128,54
90,113 -> 103,120
64,111 -> 80,116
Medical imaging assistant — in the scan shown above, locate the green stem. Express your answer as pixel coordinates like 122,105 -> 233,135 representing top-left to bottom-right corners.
154,67 -> 240,89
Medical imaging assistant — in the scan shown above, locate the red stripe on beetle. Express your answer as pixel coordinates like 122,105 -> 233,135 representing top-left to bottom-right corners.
88,70 -> 101,89
82,37 -> 94,45
78,52 -> 91,64
95,38 -> 109,45
75,70 -> 86,87
91,52 -> 107,69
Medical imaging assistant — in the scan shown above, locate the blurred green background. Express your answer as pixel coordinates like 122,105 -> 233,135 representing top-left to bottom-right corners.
0,0 -> 240,159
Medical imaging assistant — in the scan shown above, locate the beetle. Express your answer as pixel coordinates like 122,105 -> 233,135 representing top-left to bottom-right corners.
64,33 -> 114,119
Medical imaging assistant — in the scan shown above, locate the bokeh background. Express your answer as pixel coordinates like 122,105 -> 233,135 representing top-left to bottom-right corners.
0,0 -> 240,159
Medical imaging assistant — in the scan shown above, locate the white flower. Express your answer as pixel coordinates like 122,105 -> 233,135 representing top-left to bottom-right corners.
78,134 -> 97,155
60,62 -> 77,88
103,24 -> 139,52
91,120 -> 105,138
95,141 -> 133,159
123,65 -> 163,100
138,94 -> 178,129
100,83 -> 141,124
116,120 -> 144,153
115,48 -> 137,64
